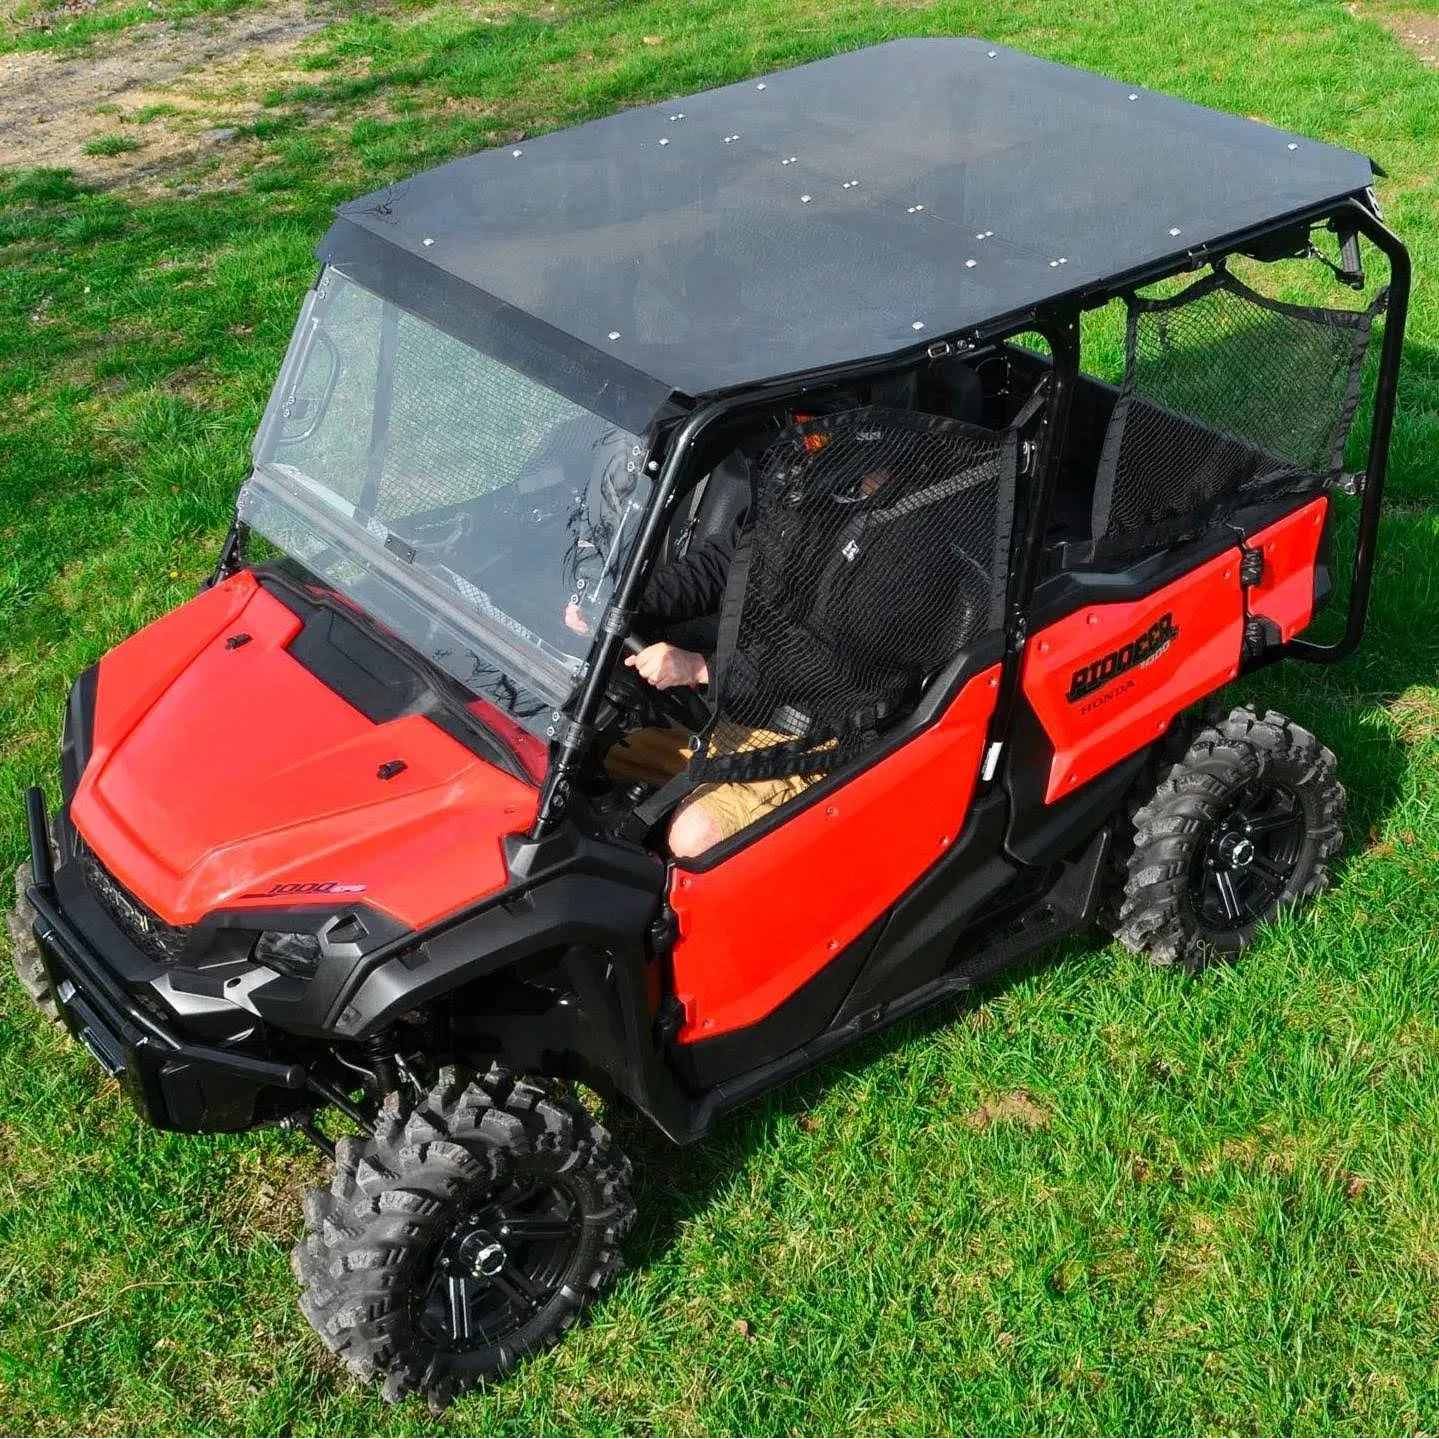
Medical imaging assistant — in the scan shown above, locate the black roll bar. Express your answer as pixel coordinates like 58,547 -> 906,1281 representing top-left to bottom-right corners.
1287,199 -> 1410,662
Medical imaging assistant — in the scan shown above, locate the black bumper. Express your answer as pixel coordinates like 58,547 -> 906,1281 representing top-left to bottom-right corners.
23,787 -> 309,1132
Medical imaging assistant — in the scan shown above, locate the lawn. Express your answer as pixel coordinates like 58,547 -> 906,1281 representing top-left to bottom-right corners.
3,0 -> 1439,1432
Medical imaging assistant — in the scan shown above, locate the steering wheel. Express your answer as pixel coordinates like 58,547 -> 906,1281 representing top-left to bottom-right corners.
605,633 -> 712,734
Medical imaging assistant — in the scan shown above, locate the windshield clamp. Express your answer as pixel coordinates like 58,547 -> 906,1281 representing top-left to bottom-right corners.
206,518 -> 249,588
601,604 -> 635,639
553,716 -> 595,751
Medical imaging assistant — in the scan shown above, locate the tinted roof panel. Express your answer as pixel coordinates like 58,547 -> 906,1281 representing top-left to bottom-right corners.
322,38 -> 1375,417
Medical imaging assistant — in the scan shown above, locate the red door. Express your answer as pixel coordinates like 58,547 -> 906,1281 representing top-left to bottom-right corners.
666,664 -> 1002,1043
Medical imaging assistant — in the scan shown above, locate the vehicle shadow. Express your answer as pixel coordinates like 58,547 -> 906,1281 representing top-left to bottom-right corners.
612,936 -> 1089,1272
1246,496 -> 1439,848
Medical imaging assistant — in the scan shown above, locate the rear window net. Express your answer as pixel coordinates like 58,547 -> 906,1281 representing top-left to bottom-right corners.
689,406 -> 1016,785
1089,265 -> 1385,558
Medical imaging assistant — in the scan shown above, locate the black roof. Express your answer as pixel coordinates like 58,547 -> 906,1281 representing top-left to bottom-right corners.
319,38 -> 1376,431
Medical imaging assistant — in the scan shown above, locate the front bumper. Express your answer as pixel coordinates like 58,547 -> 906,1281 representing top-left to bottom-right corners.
23,787 -> 309,1132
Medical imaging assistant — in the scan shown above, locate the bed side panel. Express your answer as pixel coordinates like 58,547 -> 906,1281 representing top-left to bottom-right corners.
1021,549 -> 1244,802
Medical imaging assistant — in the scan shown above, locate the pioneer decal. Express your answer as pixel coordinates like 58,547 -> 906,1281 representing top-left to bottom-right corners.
1066,613 -> 1179,703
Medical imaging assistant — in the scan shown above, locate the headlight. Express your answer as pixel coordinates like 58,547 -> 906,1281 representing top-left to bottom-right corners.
252,913 -> 369,977
253,929 -> 322,977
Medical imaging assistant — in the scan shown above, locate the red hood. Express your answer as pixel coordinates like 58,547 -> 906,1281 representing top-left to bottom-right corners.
70,573 -> 540,929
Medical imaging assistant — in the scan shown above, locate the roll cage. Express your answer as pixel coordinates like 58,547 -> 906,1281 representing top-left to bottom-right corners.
528,195 -> 1409,840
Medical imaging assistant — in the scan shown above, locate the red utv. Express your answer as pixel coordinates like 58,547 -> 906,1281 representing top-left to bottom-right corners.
9,38 -> 1408,1409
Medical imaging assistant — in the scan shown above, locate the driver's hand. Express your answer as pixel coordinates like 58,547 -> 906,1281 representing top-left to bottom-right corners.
625,642 -> 710,691
564,601 -> 590,636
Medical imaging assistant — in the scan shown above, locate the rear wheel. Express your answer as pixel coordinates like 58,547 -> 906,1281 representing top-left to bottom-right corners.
1109,705 -> 1344,971
7,862 -> 59,1023
294,1068 -> 634,1411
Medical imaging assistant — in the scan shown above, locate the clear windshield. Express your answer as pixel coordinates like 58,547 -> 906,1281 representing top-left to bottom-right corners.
239,268 -> 651,734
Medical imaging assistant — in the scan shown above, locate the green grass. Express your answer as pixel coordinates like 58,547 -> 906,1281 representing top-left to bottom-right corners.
3,0 -> 259,51
80,133 -> 142,156
4,0 -> 1439,1432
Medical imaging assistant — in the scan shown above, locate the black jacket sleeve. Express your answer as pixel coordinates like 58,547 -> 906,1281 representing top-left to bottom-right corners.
635,526 -> 737,628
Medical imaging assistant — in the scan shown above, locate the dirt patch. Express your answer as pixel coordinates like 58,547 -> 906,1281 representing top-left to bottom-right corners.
1354,3 -> 1439,66
965,1089 -> 1050,1131
217,1143 -> 330,1245
1387,685 -> 1439,746
0,3 -> 333,188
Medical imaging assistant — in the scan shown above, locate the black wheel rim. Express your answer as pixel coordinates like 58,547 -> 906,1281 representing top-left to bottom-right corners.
1189,777 -> 1307,931
416,1175 -> 584,1352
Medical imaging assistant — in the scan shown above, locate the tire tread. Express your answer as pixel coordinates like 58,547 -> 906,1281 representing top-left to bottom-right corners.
1105,704 -> 1344,972
293,1071 -> 633,1411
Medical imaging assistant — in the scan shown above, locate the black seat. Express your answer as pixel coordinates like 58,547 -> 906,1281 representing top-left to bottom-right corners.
920,356 -> 985,425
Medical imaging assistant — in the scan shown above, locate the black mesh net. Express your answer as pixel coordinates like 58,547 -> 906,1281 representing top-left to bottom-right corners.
689,407 -> 1014,784
1091,266 -> 1384,555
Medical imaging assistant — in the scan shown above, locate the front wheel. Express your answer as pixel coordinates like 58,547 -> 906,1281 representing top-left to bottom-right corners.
1108,705 -> 1345,972
294,1068 -> 634,1410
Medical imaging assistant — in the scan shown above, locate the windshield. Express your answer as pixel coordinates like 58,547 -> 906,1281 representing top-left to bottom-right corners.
238,268 -> 651,734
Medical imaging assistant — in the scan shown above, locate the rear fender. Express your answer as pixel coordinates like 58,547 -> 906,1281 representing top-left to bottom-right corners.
1020,547 -> 1244,802
1246,495 -> 1329,643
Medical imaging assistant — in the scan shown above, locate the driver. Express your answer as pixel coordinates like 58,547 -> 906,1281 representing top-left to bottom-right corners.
566,475 -> 783,859
609,523 -> 810,860
579,413 -> 898,860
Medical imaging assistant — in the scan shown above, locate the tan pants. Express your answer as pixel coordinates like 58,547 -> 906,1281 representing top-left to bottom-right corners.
604,720 -> 822,842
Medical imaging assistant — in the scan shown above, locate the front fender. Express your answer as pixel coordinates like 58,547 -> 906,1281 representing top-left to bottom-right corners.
340,868 -> 659,1036
308,829 -> 695,1136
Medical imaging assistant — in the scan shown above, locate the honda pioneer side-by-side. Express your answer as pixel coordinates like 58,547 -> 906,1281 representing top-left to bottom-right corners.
8,39 -> 1408,1407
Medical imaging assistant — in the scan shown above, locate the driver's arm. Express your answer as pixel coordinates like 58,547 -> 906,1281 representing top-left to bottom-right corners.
563,528 -> 735,638
618,524 -> 737,689
634,529 -> 734,628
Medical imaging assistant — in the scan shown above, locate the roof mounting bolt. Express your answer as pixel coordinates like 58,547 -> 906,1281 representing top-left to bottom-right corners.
422,237 -> 434,247
1128,93 -> 1139,101
1287,142 -> 1299,151
1058,256 -> 1068,264
987,50 -> 997,57
800,194 -> 812,203
608,331 -> 621,340
912,321 -> 925,331
511,149 -> 523,158
1169,227 -> 1182,236
658,137 -> 670,146
964,259 -> 977,268
646,460 -> 659,472
756,82 -> 767,90
1049,260 -> 1059,267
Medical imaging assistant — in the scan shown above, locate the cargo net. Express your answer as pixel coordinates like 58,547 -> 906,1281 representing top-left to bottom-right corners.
1091,265 -> 1385,556
689,407 -> 1014,784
